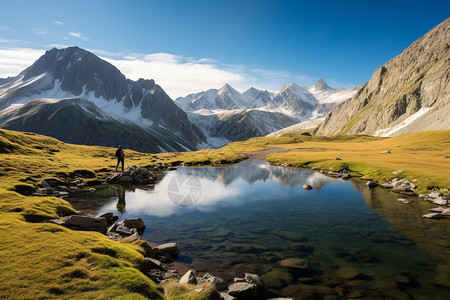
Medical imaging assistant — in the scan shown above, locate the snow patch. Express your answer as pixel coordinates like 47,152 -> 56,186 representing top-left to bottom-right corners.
374,107 -> 432,137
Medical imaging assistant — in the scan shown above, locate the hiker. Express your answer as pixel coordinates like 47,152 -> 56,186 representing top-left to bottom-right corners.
115,145 -> 125,172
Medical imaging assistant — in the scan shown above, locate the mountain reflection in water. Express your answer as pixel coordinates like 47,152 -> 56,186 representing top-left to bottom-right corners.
68,159 -> 450,299
97,159 -> 339,217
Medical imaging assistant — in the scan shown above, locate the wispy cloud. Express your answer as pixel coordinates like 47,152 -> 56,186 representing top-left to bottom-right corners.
0,26 -> 17,32
68,32 -> 89,41
32,27 -> 48,35
53,21 -> 64,25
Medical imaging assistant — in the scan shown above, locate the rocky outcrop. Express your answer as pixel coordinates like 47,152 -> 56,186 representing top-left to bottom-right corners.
316,18 -> 450,136
106,166 -> 157,185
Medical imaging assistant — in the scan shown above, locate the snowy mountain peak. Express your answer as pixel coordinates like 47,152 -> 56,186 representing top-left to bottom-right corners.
278,82 -> 311,97
313,78 -> 332,91
218,83 -> 238,95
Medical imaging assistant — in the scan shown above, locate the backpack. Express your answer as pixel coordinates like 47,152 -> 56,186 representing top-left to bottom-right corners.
115,149 -> 120,158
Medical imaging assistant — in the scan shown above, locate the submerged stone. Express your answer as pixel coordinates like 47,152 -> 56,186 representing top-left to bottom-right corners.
337,267 -> 362,280
261,268 -> 293,289
280,258 -> 309,270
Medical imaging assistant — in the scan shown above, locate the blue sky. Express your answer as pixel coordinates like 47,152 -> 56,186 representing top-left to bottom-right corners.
0,0 -> 449,98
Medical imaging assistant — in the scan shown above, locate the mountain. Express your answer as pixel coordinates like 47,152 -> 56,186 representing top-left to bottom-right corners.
0,47 -> 205,152
175,80 -> 358,146
189,109 -> 299,144
316,18 -> 450,136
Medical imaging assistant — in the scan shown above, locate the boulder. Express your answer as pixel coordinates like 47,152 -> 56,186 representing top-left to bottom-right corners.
142,257 -> 164,271
118,218 -> 146,230
381,183 -> 393,189
366,181 -> 378,188
145,242 -> 179,262
97,212 -> 118,224
433,197 -> 448,206
302,184 -> 313,190
442,208 -> 450,216
381,150 -> 390,154
179,269 -> 197,284
429,207 -> 446,213
65,215 -> 107,232
41,179 -> 52,188
429,191 -> 443,198
116,224 -> 134,236
227,282 -> 259,299
14,184 -> 36,196
198,273 -> 228,291
244,273 -> 265,288
119,175 -> 133,182
280,258 -> 309,270
422,213 -> 443,219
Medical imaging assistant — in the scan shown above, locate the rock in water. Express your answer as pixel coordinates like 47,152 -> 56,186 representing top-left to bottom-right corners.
337,267 -> 362,280
366,181 -> 378,188
303,184 -> 313,190
280,258 -> 310,270
118,218 -> 146,230
397,198 -> 412,204
227,282 -> 259,299
422,213 -> 443,219
244,273 -> 265,288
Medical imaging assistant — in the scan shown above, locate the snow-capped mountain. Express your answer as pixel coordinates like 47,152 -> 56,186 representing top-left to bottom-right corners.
0,47 -> 205,152
175,79 -> 359,146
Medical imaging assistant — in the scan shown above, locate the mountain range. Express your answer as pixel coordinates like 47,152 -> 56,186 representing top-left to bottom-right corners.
1,17 -> 448,153
175,79 -> 359,145
0,47 -> 205,152
316,17 -> 450,136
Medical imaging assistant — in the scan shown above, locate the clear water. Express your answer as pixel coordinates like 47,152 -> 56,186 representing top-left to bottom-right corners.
69,159 -> 450,299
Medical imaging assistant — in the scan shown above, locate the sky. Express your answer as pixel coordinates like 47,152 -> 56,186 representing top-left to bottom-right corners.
0,0 -> 449,98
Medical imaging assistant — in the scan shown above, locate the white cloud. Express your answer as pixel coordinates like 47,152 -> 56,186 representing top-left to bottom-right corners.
54,21 -> 64,25
0,47 -> 44,77
0,46 -> 313,98
68,32 -> 89,41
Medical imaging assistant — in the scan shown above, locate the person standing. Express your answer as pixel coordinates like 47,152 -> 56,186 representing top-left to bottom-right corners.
115,145 -> 125,172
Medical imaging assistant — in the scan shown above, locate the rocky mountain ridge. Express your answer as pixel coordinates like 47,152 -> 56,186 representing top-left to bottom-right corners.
0,47 -> 205,152
316,17 -> 450,136
175,79 -> 359,146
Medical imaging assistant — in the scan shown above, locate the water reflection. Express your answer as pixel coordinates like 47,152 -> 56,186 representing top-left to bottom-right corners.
68,159 -> 450,299
97,159 -> 339,217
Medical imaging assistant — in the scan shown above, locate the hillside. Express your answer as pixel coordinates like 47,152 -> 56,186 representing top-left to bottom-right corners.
316,17 -> 450,136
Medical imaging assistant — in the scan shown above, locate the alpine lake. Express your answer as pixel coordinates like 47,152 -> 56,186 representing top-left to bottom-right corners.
68,159 -> 450,299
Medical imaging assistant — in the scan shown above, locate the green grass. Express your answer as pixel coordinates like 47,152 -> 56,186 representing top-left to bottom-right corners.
1,128 -> 449,299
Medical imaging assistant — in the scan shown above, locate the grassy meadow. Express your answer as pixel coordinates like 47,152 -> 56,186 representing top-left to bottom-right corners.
0,128 -> 449,299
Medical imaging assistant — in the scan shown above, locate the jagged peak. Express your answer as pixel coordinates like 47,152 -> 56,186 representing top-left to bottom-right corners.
313,78 -> 332,91
278,82 -> 306,94
218,83 -> 239,95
